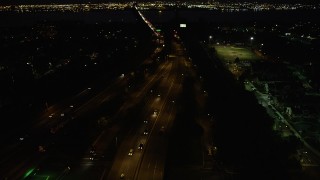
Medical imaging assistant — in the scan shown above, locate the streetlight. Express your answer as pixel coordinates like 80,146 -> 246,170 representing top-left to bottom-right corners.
209,35 -> 213,45
250,37 -> 254,47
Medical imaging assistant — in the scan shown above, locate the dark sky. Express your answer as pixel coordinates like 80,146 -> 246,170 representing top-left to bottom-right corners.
0,0 -> 318,5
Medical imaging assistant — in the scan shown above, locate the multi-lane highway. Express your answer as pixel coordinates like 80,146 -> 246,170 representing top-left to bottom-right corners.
135,39 -> 186,180
0,35 -> 164,179
0,71 -> 130,179
105,34 -> 196,180
0,8 -> 212,180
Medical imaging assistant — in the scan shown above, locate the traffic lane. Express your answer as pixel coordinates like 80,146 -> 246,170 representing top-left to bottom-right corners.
25,154 -> 71,180
136,94 -> 176,180
115,57 -> 171,106
30,93 -> 134,180
34,87 -> 96,129
137,134 -> 167,180
63,125 -> 121,179
1,149 -> 47,179
102,75 -> 175,179
136,41 -> 188,179
1,103 -> 72,159
137,78 -> 175,179
64,72 -> 165,179
110,67 -> 174,179
133,61 -> 172,100
105,78 -> 171,179
117,59 -> 173,123
1,78 -> 124,161
32,32 -> 161,134
117,96 -> 163,180
71,79 -> 128,118
122,81 -> 174,179
0,129 -> 53,178
3,81 -> 126,179
2,44 -> 164,179
99,44 -> 168,179
106,121 -> 150,180
116,47 -> 170,107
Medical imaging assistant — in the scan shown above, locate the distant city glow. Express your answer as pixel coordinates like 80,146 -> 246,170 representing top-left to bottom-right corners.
0,2 -> 318,13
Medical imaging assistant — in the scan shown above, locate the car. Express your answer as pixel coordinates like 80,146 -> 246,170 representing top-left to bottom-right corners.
89,152 -> 97,160
120,173 -> 125,179
159,126 -> 165,134
143,129 -> 149,135
90,145 -> 96,153
18,133 -> 29,141
208,148 -> 212,156
38,145 -> 46,153
143,120 -> 148,124
128,149 -> 134,156
153,109 -> 158,116
49,113 -> 55,118
138,143 -> 144,150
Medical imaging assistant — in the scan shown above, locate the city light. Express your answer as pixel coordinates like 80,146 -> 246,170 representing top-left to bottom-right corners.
1,0 -> 320,179
0,2 -> 317,13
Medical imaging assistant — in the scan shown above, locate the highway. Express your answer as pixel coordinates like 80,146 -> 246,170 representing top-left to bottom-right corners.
0,32 -> 218,179
135,39 -> 186,180
104,33 -> 197,179
60,44 -> 173,179
0,7 -> 214,180
0,75 -> 129,179
0,36 -> 164,179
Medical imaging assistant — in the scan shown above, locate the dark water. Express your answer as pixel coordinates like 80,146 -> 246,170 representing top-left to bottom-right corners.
0,10 -> 139,27
1,9 -> 320,27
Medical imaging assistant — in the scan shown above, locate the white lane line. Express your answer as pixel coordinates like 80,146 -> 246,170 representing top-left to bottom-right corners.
153,160 -> 158,180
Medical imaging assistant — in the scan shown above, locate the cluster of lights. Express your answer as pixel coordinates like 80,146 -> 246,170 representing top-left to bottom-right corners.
135,1 -> 319,11
0,2 -> 318,12
0,3 -> 133,12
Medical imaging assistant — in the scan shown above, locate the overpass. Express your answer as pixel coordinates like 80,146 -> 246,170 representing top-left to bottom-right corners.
134,5 -> 161,37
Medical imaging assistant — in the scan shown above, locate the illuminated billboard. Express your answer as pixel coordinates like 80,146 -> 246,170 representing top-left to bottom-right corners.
180,24 -> 187,28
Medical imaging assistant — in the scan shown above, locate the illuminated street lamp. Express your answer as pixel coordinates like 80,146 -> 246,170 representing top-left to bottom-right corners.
209,35 -> 213,44
250,36 -> 254,47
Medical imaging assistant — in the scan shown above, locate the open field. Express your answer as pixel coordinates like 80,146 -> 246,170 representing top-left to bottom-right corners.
214,45 -> 260,62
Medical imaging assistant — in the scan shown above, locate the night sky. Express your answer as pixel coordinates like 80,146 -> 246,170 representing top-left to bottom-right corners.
0,0 -> 318,5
